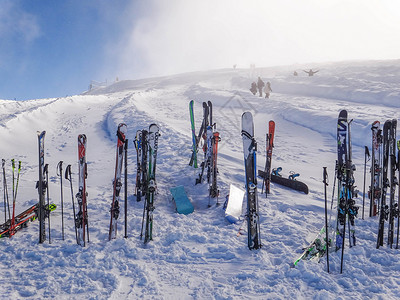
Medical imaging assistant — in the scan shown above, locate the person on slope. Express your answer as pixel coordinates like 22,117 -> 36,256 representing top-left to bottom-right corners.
303,69 -> 319,76
250,82 -> 257,95
257,77 -> 265,97
264,82 -> 272,99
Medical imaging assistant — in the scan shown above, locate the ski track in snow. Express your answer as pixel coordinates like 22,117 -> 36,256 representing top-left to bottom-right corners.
1,60 -> 400,299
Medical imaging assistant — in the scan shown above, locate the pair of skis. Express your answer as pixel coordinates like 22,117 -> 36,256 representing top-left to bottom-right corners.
190,100 -> 221,205
0,203 -> 56,238
336,110 -> 359,273
376,119 -> 398,249
135,124 -> 160,243
109,124 -> 128,240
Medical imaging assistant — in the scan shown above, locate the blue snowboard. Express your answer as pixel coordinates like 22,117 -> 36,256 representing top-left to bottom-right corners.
170,186 -> 194,215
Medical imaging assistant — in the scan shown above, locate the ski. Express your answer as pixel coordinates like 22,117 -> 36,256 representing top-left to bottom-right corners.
134,130 -> 143,202
396,140 -> 400,249
0,203 -> 56,238
293,226 -> 328,266
377,120 -> 391,248
143,124 -> 160,243
209,131 -> 221,203
388,119 -> 397,248
369,121 -> 382,217
37,130 -> 47,243
109,123 -> 127,240
241,112 -> 261,250
195,102 -> 209,184
76,134 -> 89,246
262,120 -> 275,196
189,100 -> 198,168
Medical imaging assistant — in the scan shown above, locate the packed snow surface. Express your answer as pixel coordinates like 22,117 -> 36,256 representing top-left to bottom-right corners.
0,60 -> 399,299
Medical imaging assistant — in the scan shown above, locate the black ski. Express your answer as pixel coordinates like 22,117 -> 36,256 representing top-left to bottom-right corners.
241,112 -> 261,250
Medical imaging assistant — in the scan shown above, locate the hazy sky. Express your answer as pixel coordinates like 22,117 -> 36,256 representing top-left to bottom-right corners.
1,0 -> 400,100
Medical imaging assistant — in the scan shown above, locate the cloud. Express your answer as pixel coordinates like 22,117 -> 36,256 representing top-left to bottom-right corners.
0,0 -> 41,43
113,0 -> 400,79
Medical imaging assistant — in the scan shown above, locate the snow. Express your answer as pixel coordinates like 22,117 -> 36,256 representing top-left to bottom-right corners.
1,59 -> 400,299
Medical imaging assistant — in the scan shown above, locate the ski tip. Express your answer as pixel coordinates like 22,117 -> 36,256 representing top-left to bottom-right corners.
37,130 -> 46,137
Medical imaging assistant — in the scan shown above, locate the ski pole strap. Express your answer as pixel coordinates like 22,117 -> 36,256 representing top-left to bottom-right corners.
11,159 -> 15,171
57,161 -> 63,176
18,161 -> 21,172
117,130 -> 126,143
65,164 -> 72,181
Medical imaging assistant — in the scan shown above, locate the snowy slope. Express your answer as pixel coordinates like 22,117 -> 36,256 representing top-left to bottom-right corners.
0,60 -> 400,299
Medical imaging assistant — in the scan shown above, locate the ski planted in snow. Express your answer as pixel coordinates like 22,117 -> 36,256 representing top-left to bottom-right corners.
377,120 -> 391,248
261,120 -> 275,196
388,120 -> 397,248
143,124 -> 160,243
189,100 -> 199,168
37,130 -> 47,243
369,121 -> 382,217
109,123 -> 127,240
209,131 -> 221,204
134,130 -> 143,202
241,111 -> 261,250
195,102 -> 209,184
76,134 -> 89,246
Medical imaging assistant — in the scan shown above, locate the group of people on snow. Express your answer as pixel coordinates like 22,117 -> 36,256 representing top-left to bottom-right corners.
249,68 -> 319,98
250,77 -> 272,98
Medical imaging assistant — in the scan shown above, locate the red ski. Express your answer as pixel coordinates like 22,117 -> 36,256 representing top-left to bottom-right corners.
261,120 -> 275,196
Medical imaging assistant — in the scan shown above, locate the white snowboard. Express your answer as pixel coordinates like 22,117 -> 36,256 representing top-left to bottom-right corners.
225,184 -> 245,224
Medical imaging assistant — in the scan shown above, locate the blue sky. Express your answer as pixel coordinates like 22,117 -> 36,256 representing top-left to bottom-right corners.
0,0 -> 140,100
1,0 -> 400,100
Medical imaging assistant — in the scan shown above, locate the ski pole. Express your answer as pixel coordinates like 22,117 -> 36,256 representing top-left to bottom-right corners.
396,140 -> 400,249
57,161 -> 64,240
10,159 -> 16,237
362,146 -> 370,219
2,159 -> 8,224
65,165 -> 78,244
323,167 -> 329,273
14,161 -> 21,202
124,139 -> 128,238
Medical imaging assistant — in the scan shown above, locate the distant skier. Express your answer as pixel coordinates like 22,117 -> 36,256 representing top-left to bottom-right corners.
264,82 -> 272,99
250,82 -> 257,95
303,69 -> 319,76
293,71 -> 298,76
257,77 -> 265,97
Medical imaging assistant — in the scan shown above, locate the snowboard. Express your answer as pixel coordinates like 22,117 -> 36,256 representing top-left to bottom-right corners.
170,186 -> 194,215
259,170 -> 309,194
224,184 -> 245,224
241,111 -> 261,250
